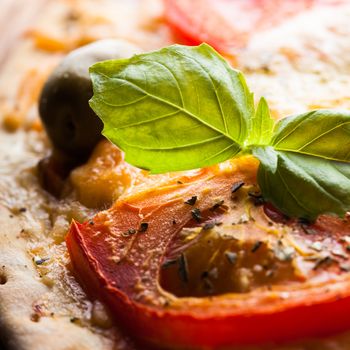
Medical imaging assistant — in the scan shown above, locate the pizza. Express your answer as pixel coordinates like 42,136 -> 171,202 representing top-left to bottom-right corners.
1,1 -> 350,349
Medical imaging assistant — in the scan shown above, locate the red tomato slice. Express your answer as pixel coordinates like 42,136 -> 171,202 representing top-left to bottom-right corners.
163,0 -> 329,54
67,157 -> 350,349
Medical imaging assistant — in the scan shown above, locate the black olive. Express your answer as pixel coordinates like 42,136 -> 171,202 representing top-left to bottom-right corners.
38,40 -> 140,196
39,39 -> 140,163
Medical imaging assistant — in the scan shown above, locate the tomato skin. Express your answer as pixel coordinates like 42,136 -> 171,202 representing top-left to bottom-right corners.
68,220 -> 350,348
163,0 -> 319,55
163,0 -> 245,55
67,158 -> 350,349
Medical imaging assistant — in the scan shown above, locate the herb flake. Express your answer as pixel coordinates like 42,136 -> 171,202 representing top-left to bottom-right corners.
231,181 -> 245,194
191,208 -> 202,222
185,196 -> 197,206
178,253 -> 189,283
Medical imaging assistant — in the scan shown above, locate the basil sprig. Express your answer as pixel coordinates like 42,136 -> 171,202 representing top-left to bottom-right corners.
89,44 -> 350,220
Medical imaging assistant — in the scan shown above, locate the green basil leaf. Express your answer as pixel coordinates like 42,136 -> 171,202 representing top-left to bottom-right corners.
89,44 -> 254,173
272,110 -> 350,162
246,97 -> 274,146
89,42 -> 350,220
254,146 -> 350,220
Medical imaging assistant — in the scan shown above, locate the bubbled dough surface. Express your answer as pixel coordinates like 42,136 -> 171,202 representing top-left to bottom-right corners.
0,1 -> 165,349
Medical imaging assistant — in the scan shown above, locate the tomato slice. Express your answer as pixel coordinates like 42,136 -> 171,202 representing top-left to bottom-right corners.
163,0 -> 328,54
67,157 -> 350,349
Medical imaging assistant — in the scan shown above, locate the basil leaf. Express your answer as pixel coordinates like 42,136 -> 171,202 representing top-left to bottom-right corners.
272,110 -> 350,162
254,146 -> 350,220
89,44 -> 254,173
89,42 -> 350,220
246,97 -> 274,146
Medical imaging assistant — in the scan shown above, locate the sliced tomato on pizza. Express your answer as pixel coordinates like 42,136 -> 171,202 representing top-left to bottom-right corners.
163,0 -> 341,54
67,156 -> 350,349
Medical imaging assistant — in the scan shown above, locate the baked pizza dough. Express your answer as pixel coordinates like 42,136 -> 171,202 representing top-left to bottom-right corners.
1,1 -> 350,349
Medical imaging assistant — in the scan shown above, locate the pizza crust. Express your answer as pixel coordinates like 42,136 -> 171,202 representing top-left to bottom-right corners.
0,1 -> 167,348
0,128 -> 129,350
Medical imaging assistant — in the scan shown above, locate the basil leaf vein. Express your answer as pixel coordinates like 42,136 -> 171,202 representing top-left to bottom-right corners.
246,97 -> 274,146
254,146 -> 350,220
253,110 -> 350,219
89,44 -> 254,173
90,43 -> 350,220
272,110 -> 350,162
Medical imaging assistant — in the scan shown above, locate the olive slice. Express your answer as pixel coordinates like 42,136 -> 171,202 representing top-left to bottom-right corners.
39,39 -> 141,162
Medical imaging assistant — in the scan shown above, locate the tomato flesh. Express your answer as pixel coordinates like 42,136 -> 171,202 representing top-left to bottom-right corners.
163,0 -> 339,56
67,157 -> 350,348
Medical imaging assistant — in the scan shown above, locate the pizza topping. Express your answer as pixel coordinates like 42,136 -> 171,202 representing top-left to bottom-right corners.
184,196 -> 197,206
33,256 -> 50,265
163,0 -> 316,54
89,43 -> 350,221
178,253 -> 189,283
69,140 -> 141,208
66,155 -> 350,348
90,300 -> 113,329
89,44 -> 252,174
39,39 -> 140,161
38,40 -> 140,196
231,181 -> 245,193
191,208 -> 202,223
210,199 -> 225,211
224,251 -> 237,265
122,228 -> 137,237
70,316 -> 80,324
64,40 -> 350,347
251,241 -> 262,253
